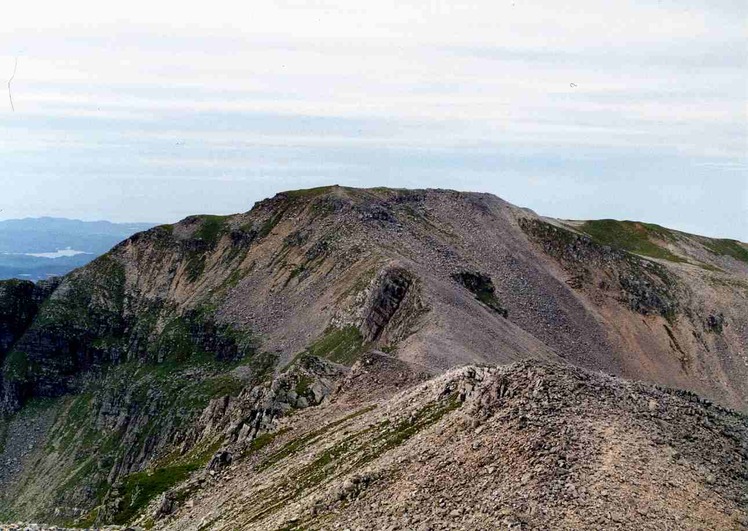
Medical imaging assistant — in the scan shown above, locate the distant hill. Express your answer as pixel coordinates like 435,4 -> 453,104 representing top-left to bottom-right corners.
0,217 -> 156,281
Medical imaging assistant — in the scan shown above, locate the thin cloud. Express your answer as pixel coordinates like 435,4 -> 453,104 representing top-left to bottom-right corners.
0,0 -> 745,239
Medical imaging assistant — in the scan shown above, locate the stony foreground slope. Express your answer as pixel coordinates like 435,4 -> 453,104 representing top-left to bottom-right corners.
157,357 -> 748,530
0,186 -> 746,527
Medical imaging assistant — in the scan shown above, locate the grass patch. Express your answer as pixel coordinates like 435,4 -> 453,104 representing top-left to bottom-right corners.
245,428 -> 291,456
369,395 -> 461,457
694,261 -> 723,272
75,507 -> 100,528
184,216 -> 229,282
152,318 -> 195,363
579,220 -> 685,262
108,439 -> 225,525
194,215 -> 229,246
182,374 -> 247,409
258,210 -> 286,238
111,463 -> 199,525
663,324 -> 684,354
304,397 -> 460,491
295,374 -> 314,396
284,186 -> 337,199
244,396 -> 459,525
304,326 -> 366,366
258,405 -> 376,471
703,238 -> 748,264
185,255 -> 207,282
707,275 -> 748,294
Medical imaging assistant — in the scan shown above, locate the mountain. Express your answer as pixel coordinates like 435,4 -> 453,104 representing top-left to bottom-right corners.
0,217 -> 156,281
0,186 -> 745,529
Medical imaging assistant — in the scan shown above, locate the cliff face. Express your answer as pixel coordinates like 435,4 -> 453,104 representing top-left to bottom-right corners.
0,279 -> 59,354
0,186 -> 746,527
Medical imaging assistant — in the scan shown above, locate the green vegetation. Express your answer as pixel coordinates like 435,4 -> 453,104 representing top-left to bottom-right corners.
579,220 -> 685,262
281,236 -> 332,288
340,267 -> 377,300
15,395 -> 57,415
222,266 -> 251,291
303,326 -> 366,366
286,263 -> 306,285
258,405 -> 376,471
34,352 -> 262,525
193,215 -> 229,246
246,397 -> 459,525
703,238 -> 748,264
0,221 -> 277,526
186,254 -> 207,282
152,318 -> 195,362
75,507 -> 100,529
22,323 -> 275,525
663,324 -> 684,354
475,290 -> 508,317
298,398 -> 459,490
294,374 -> 314,396
184,215 -> 230,282
144,306 -> 259,367
246,428 -> 290,456
111,463 -> 199,525
706,275 -> 748,295
522,218 -> 679,319
32,254 -> 127,342
149,224 -> 176,250
309,196 -> 342,217
258,210 -> 286,238
188,375 -> 246,407
371,395 -> 461,455
0,280 -> 39,344
694,261 -> 723,273
451,272 -> 508,318
3,349 -> 29,382
284,186 -> 336,199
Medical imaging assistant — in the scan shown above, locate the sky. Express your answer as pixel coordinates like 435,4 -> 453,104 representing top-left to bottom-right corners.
0,0 -> 746,240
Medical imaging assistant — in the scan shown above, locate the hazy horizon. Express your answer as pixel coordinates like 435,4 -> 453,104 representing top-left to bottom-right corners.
2,0 -> 746,240
0,184 -> 746,242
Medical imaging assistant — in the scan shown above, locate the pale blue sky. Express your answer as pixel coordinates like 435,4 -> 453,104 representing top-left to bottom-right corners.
1,0 -> 746,239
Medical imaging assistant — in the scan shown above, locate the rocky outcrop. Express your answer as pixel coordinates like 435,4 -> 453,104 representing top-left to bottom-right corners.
0,278 -> 61,413
706,312 -> 726,333
156,360 -> 748,531
519,218 -> 680,319
0,186 -> 747,528
451,271 -> 508,318
361,267 -> 414,342
0,279 -> 58,355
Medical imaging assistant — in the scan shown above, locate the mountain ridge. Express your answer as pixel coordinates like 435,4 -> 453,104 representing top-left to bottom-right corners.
0,185 -> 746,528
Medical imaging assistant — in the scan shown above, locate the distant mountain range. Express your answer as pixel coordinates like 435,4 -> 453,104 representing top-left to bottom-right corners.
0,217 -> 156,281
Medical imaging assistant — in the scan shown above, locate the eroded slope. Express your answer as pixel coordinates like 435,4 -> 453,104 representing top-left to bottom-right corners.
0,186 -> 746,527
156,358 -> 748,530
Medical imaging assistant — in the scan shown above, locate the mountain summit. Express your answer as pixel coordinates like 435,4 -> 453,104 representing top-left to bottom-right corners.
0,186 -> 746,528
